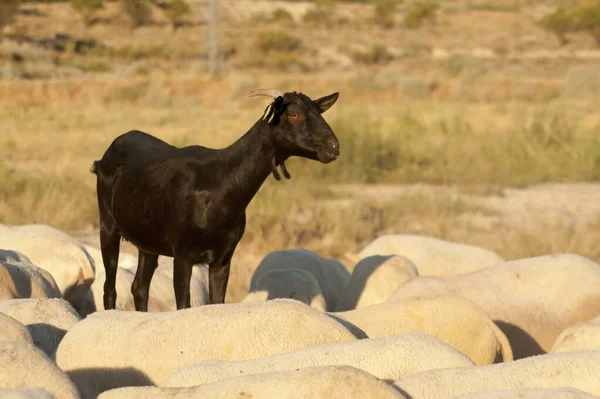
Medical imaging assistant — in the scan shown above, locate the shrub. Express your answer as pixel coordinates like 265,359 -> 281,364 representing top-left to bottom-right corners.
0,0 -> 18,40
271,8 -> 294,23
314,0 -> 337,6
154,0 -> 190,30
243,30 -> 305,71
404,1 -> 437,29
373,0 -> 397,29
349,43 -> 394,65
254,30 -> 301,53
120,0 -> 152,29
539,8 -> 574,45
71,0 -> 104,27
303,6 -> 334,25
303,0 -> 340,25
572,3 -> 600,47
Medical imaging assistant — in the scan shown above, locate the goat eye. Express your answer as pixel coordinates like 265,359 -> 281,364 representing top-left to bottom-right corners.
289,113 -> 300,120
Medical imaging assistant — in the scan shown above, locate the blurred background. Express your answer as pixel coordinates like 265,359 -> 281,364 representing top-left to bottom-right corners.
1,0 -> 600,301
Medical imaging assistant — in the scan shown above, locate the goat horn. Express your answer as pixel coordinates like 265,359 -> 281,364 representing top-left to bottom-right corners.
249,89 -> 285,99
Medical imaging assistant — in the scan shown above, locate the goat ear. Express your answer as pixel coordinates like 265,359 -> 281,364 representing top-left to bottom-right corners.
314,92 -> 339,114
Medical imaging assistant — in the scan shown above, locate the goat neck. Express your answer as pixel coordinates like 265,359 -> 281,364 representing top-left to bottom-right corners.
217,119 -> 281,209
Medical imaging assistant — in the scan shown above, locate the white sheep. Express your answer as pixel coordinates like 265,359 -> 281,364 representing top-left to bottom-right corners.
163,333 -> 474,387
248,249 -> 350,311
0,341 -> 79,399
393,351 -> 600,398
451,387 -> 598,399
0,250 -> 35,264
79,267 -> 135,316
0,298 -> 81,358
79,264 -> 208,316
242,268 -> 327,311
0,388 -> 56,399
335,255 -> 418,311
551,314 -> 600,354
151,260 -> 209,309
100,366 -> 407,399
390,254 -> 600,359
0,225 -> 95,312
55,299 -> 364,396
333,295 -> 512,365
83,244 -> 138,272
0,312 -> 33,344
348,234 -> 504,276
0,251 -> 62,301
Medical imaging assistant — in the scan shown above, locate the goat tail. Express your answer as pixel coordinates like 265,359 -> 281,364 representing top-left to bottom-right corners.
90,160 -> 99,174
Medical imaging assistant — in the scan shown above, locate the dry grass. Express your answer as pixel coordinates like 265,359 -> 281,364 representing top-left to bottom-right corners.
3,0 -> 600,302
2,86 -> 600,272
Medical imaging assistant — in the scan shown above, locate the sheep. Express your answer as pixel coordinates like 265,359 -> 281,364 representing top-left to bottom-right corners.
333,295 -> 513,365
393,350 -> 600,399
0,249 -> 35,264
84,244 -> 138,272
242,268 -> 327,311
99,366 -> 407,399
151,258 -> 209,308
551,314 -> 600,354
82,246 -> 209,314
162,333 -> 474,388
451,388 -> 598,399
79,267 -> 135,316
390,254 -> 600,359
247,248 -> 350,311
0,341 -> 80,399
335,255 -> 418,311
55,299 -> 364,396
0,312 -> 33,343
0,298 -> 81,358
91,90 -> 340,311
0,388 -> 56,399
0,251 -> 62,301
0,225 -> 95,312
347,234 -> 504,277
79,264 -> 208,316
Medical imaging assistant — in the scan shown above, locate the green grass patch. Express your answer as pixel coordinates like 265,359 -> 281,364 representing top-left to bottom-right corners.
289,106 -> 600,186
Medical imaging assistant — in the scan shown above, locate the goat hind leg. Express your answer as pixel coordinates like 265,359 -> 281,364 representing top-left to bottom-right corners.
173,257 -> 193,310
100,227 -> 121,310
209,263 -> 230,305
132,250 -> 158,312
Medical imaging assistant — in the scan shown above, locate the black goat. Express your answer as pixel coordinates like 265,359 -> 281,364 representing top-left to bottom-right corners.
91,90 -> 340,311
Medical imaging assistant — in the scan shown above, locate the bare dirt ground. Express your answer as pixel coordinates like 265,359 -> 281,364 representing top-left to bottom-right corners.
333,182 -> 600,230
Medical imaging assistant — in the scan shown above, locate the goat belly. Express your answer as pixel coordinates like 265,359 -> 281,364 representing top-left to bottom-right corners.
112,203 -> 174,256
119,228 -> 174,256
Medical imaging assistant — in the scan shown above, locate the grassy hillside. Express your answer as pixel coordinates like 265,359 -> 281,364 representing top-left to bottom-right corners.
2,0 -> 600,300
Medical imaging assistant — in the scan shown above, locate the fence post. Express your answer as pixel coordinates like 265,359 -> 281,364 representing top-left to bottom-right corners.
208,0 -> 219,76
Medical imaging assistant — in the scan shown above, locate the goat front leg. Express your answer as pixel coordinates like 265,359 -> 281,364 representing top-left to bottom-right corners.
209,263 -> 230,304
131,250 -> 158,312
173,257 -> 194,310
